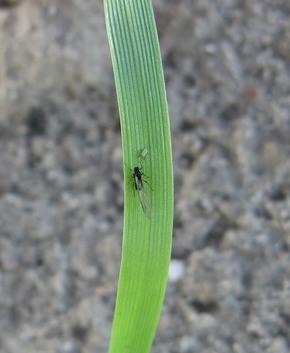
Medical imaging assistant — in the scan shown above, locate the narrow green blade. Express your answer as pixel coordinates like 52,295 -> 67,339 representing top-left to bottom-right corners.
104,1 -> 174,352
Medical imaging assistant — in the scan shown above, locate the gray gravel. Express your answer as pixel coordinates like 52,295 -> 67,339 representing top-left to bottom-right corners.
1,0 -> 290,352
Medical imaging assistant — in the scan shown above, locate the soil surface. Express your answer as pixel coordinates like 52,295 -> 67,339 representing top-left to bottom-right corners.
1,1 -> 290,352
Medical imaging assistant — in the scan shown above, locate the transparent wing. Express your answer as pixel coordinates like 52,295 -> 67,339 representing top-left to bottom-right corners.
137,188 -> 151,219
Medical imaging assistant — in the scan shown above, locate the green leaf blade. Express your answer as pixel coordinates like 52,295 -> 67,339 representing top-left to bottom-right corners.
104,0 -> 174,352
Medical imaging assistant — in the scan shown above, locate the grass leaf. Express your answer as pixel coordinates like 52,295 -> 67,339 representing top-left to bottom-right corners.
104,1 -> 174,352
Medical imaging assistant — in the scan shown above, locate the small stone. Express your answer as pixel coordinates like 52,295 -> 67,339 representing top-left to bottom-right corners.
168,260 -> 184,282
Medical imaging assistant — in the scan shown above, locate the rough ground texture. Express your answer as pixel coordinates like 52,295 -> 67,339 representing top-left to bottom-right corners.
0,0 -> 290,352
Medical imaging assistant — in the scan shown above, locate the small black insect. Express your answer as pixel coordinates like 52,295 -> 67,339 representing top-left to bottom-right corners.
131,149 -> 151,218
133,166 -> 144,191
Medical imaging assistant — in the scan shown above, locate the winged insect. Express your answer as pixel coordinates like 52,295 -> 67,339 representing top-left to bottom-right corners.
132,148 -> 151,218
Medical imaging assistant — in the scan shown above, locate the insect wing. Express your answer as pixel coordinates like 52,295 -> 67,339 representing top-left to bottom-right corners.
137,188 -> 151,219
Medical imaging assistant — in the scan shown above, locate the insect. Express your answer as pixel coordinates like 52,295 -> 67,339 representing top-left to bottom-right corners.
131,148 -> 151,218
133,166 -> 145,192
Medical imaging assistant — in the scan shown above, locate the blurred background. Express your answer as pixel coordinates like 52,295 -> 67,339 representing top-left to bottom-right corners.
0,0 -> 290,352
